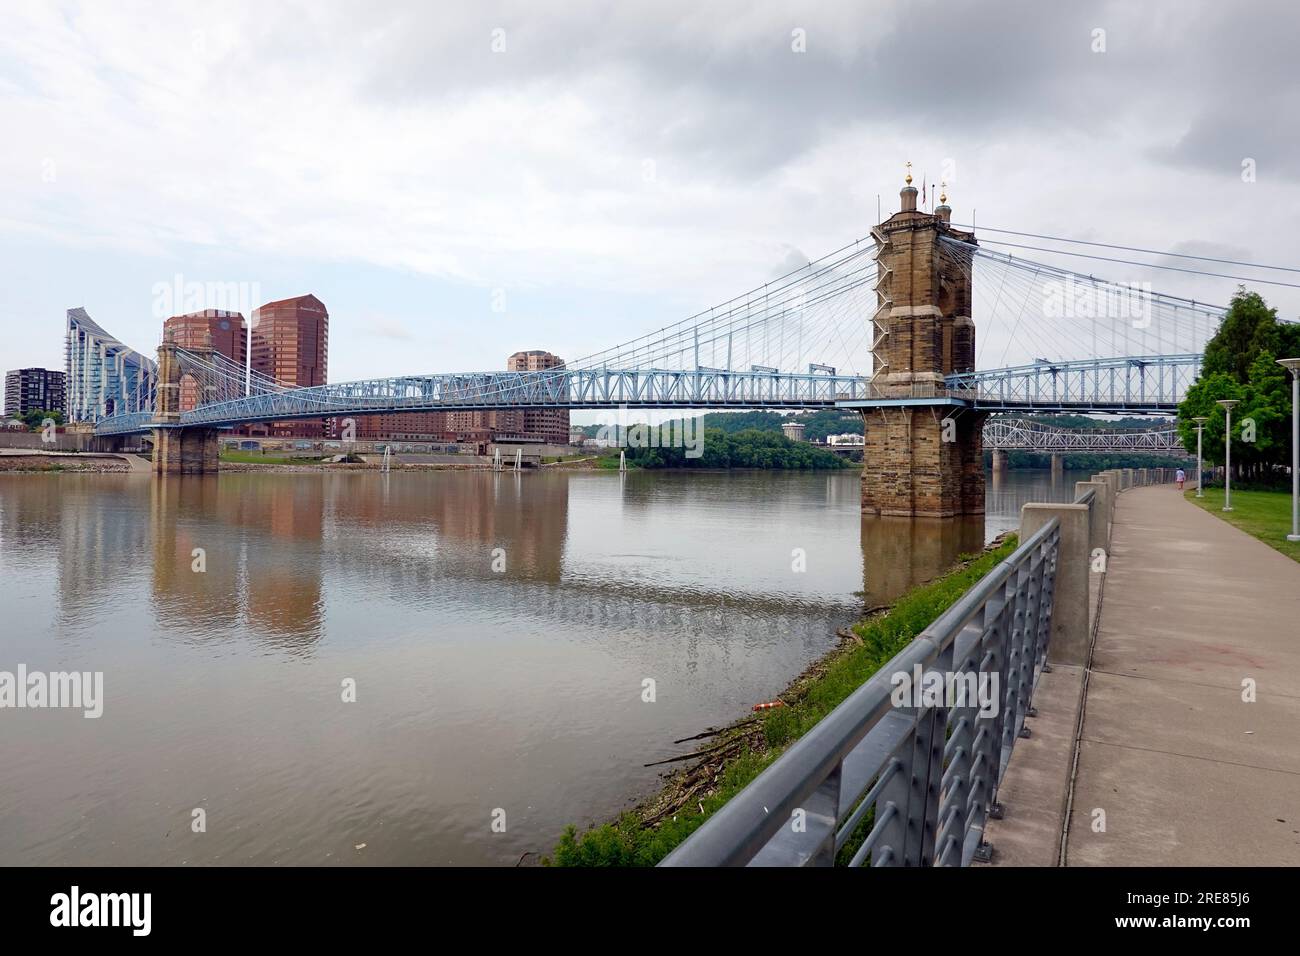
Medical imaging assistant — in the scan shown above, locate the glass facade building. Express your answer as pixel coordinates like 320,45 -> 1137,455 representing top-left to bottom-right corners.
65,307 -> 158,423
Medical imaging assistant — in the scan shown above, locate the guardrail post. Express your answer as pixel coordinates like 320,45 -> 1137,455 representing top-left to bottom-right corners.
876,680 -> 946,867
1075,481 -> 1109,552
1004,552 -> 1040,746
1020,503 -> 1089,665
802,764 -> 843,866
937,624 -> 983,865
1122,467 -> 1134,489
976,584 -> 1015,853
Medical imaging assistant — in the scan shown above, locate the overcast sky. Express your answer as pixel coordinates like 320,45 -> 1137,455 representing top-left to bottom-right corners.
3,0 -> 1298,392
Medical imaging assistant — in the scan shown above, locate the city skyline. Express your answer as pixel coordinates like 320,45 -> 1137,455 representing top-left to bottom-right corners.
50,295 -> 573,442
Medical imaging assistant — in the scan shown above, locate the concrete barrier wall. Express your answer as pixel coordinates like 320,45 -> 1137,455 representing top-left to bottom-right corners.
1021,502 -> 1092,666
0,431 -> 141,453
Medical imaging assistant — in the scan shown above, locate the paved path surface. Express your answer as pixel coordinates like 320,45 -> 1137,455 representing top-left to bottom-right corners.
1065,484 -> 1300,865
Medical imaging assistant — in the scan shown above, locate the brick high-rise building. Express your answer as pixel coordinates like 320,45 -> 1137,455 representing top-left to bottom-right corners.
5,367 -> 66,419
163,309 -> 246,365
439,350 -> 569,448
252,294 -> 327,387
250,294 -> 328,437
506,350 -> 569,445
162,310 -> 247,412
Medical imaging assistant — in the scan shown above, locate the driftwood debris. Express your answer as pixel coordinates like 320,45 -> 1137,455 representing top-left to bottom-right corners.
644,737 -> 738,768
672,717 -> 759,745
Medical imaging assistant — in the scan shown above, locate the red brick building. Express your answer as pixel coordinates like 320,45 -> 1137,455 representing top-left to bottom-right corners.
162,310 -> 246,411
506,349 -> 568,445
325,345 -> 571,447
353,411 -> 451,441
250,294 -> 328,437
163,309 -> 247,364
444,408 -> 526,445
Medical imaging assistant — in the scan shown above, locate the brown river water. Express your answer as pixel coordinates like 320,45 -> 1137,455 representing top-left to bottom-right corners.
0,467 -> 1084,865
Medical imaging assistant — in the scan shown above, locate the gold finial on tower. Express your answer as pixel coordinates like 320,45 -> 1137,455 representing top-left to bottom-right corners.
904,161 -> 912,185
939,181 -> 947,204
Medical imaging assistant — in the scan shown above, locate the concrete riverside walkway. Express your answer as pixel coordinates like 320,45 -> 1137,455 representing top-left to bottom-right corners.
1064,484 -> 1300,865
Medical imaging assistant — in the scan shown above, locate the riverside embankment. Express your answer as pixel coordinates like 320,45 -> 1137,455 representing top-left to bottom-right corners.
548,533 -> 1020,866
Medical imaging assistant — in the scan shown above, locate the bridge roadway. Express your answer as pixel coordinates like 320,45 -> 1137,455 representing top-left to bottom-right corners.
985,484 -> 1300,866
92,353 -> 1201,437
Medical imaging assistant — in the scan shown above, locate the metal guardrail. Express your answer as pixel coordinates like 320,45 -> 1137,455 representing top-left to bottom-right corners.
662,514 -> 1066,867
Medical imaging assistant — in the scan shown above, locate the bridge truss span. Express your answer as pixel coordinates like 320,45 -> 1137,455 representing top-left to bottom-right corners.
92,353 -> 1206,436
945,353 -> 1200,413
983,418 -> 1184,454
170,366 -> 875,428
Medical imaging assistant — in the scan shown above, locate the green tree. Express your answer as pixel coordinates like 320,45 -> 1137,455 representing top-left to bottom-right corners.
1279,321 -> 1300,362
1180,290 -> 1296,478
22,409 -> 64,429
1235,350 -> 1292,473
1201,289 -> 1280,384
1177,372 -> 1242,466
623,427 -> 847,470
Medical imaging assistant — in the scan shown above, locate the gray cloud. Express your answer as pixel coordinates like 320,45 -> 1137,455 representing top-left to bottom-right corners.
4,0 -> 1299,377
243,0 -> 1300,181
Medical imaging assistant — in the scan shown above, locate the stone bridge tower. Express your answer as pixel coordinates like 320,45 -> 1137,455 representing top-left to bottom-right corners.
860,175 -> 984,516
152,332 -> 221,475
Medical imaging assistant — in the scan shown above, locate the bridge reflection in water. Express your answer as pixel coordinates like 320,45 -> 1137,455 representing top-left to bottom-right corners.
138,470 -> 1090,640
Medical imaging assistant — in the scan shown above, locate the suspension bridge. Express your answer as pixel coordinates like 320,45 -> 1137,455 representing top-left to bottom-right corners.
89,178 -> 1257,504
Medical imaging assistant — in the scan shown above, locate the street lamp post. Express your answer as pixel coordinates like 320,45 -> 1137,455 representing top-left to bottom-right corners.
1277,358 -> 1300,542
1217,399 -> 1239,512
1192,416 -> 1208,498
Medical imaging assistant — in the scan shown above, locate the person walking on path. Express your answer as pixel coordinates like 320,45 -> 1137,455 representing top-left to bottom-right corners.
1175,467 -> 1186,490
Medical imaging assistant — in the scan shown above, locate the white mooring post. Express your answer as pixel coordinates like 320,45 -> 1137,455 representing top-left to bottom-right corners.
514,448 -> 521,472
494,447 -> 502,472
619,449 -> 627,473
